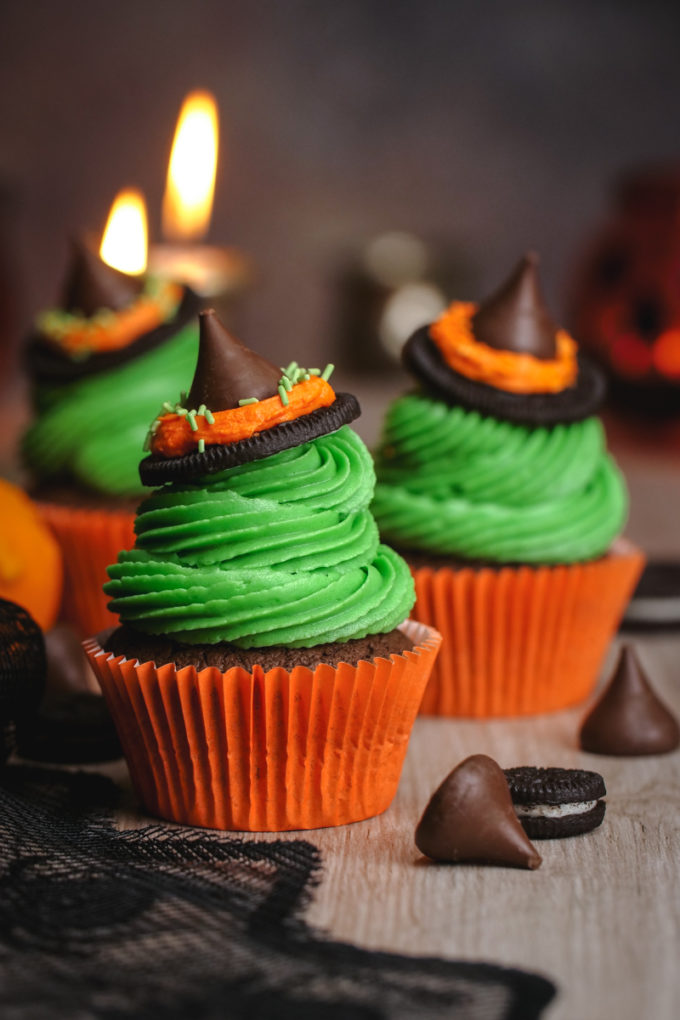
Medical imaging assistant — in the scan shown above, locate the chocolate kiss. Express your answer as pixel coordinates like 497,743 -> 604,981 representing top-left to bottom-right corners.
471,252 -> 558,360
580,644 -> 680,756
186,309 -> 282,411
415,754 -> 542,868
62,238 -> 144,316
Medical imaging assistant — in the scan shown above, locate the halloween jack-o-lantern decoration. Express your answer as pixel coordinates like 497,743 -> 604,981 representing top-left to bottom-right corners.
569,165 -> 680,416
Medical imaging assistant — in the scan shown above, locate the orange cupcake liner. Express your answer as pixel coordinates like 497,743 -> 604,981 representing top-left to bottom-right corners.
410,538 -> 644,717
38,502 -> 136,638
84,619 -> 441,831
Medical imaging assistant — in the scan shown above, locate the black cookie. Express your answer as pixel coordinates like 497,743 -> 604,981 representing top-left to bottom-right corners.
26,287 -> 201,386
0,599 -> 46,763
15,692 -> 122,765
139,392 -> 361,486
402,327 -> 606,425
503,766 -> 607,840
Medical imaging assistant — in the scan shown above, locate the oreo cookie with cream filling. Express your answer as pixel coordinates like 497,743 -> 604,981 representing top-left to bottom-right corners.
403,252 -> 606,426
503,766 -> 606,840
139,309 -> 360,485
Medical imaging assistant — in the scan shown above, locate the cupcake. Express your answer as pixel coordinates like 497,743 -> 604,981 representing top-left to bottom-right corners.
372,253 -> 644,717
85,310 -> 440,831
22,240 -> 200,635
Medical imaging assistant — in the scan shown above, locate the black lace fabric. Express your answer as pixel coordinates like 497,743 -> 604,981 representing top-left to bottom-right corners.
0,766 -> 555,1019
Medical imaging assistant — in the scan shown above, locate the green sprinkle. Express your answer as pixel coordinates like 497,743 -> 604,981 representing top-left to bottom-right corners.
280,375 -> 293,391
142,431 -> 152,452
197,403 -> 207,416
278,384 -> 289,406
204,409 -> 215,425
176,407 -> 188,417
238,397 -> 259,406
187,412 -> 198,431
198,438 -> 205,453
162,401 -> 175,413
308,368 -> 320,375
321,363 -> 334,381
179,391 -> 188,404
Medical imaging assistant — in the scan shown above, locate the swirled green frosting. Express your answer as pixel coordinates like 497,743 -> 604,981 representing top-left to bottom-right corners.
23,323 -> 198,497
372,393 -> 627,564
105,426 -> 415,647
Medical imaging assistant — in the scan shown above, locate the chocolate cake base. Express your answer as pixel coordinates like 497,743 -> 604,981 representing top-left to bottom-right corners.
103,625 -> 414,672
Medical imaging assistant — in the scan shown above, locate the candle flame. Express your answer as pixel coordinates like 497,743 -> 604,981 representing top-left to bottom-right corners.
163,90 -> 219,242
99,188 -> 148,274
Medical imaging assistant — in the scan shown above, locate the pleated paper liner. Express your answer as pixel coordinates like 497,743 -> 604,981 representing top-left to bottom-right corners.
38,502 -> 136,638
409,538 -> 645,718
84,620 -> 441,832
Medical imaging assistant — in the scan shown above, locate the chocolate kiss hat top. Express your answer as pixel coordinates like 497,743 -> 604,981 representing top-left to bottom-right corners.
580,644 -> 680,756
415,754 -> 542,869
187,309 -> 282,411
471,252 -> 558,359
62,238 -> 144,317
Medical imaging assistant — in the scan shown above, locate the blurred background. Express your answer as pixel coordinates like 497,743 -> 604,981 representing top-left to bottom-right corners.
2,0 -> 680,361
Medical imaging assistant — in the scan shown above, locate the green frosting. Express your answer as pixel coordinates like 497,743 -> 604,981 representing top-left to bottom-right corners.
105,426 -> 415,647
372,393 -> 627,564
23,324 -> 198,497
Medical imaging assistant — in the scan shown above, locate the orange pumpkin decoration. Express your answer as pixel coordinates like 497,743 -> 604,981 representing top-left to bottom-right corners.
0,479 -> 63,630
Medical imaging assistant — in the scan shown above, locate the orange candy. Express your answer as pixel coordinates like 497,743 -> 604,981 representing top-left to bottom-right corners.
0,479 -> 63,630
151,376 -> 336,458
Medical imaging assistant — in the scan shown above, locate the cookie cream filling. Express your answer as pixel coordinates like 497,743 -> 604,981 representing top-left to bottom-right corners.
514,800 -> 598,819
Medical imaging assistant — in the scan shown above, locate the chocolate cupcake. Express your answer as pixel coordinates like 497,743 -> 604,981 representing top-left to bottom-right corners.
85,310 -> 441,831
22,240 -> 200,635
373,253 -> 644,717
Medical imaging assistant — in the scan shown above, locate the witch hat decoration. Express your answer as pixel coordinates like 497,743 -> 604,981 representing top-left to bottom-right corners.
580,643 -> 680,756
415,754 -> 542,868
187,309 -> 282,411
402,251 -> 606,425
471,252 -> 558,359
139,310 -> 360,485
61,237 -> 144,317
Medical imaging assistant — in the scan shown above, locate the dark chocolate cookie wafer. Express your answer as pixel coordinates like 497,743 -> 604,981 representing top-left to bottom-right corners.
139,392 -> 361,486
26,287 -> 201,385
0,600 -> 46,762
16,691 -> 122,764
403,327 -> 606,425
503,766 -> 606,840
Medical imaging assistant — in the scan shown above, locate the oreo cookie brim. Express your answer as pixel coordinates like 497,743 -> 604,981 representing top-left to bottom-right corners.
26,287 -> 201,386
403,326 -> 606,425
504,766 -> 606,805
504,766 -> 606,841
516,800 -> 607,841
139,392 -> 361,486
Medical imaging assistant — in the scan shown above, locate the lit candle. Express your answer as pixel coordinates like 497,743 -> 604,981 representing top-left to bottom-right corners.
148,90 -> 251,319
100,188 -> 148,275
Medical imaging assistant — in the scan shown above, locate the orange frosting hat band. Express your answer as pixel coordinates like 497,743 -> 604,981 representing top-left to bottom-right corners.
429,302 -> 578,395
150,375 -> 336,458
